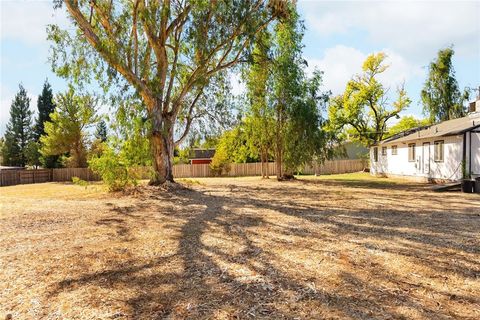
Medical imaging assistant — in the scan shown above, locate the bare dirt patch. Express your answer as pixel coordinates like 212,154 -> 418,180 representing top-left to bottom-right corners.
1,174 -> 479,319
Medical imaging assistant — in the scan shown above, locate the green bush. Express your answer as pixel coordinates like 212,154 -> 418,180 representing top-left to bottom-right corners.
88,147 -> 140,191
209,147 -> 231,176
72,176 -> 89,189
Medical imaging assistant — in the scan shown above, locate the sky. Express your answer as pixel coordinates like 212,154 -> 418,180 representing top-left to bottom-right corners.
1,0 -> 479,136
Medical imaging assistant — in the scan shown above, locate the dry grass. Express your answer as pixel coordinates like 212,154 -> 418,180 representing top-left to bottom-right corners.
1,173 -> 479,319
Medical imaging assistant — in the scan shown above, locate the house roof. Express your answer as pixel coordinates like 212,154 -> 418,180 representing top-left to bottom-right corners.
189,148 -> 216,159
379,112 -> 480,145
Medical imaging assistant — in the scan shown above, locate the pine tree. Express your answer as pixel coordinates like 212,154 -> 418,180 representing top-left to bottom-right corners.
34,79 -> 55,141
95,120 -> 108,142
32,79 -> 61,168
1,85 -> 33,167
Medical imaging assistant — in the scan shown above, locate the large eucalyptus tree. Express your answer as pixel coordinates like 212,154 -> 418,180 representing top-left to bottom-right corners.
49,0 -> 287,184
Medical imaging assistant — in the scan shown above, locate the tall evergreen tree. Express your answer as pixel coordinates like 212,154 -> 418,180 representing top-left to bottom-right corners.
421,47 -> 467,123
32,79 -> 61,168
34,79 -> 56,141
95,120 -> 108,142
1,85 -> 33,167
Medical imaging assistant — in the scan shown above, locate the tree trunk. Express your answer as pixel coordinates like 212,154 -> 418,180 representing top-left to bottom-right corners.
275,110 -> 283,181
149,110 -> 175,185
261,149 -> 268,179
275,145 -> 282,181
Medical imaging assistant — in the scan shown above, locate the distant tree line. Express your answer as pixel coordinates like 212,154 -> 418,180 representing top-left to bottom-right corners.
1,81 -> 108,168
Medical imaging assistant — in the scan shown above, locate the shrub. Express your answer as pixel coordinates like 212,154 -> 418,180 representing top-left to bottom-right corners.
72,176 -> 89,189
210,147 -> 231,176
88,147 -> 140,191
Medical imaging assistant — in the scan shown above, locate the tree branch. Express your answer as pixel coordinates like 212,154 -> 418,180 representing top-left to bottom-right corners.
64,0 -> 155,109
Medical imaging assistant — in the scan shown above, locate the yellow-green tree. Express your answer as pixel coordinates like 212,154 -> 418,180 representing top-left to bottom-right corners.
328,53 -> 411,146
40,88 -> 98,167
387,116 -> 429,138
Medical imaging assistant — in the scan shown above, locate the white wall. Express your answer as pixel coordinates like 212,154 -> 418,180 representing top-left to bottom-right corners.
370,135 -> 464,181
471,132 -> 480,177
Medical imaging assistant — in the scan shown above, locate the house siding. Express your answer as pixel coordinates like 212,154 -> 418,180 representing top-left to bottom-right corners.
370,135 -> 464,181
471,132 -> 480,177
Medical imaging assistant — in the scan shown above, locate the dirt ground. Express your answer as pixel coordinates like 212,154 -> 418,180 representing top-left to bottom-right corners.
1,173 -> 479,320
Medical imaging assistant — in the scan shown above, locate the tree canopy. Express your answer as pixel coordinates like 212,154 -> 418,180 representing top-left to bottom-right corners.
421,47 -> 468,123
49,0 -> 288,184
34,79 -> 56,141
1,85 -> 33,167
40,88 -> 98,167
328,53 -> 411,146
386,116 -> 429,138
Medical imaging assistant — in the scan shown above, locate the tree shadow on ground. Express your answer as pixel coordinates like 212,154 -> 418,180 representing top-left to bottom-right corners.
47,180 -> 480,319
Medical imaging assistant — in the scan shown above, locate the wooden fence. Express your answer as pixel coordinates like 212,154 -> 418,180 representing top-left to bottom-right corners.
0,159 -> 365,187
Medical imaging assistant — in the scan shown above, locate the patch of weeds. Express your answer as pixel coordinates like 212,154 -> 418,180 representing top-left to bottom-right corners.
72,176 -> 89,189
179,178 -> 204,186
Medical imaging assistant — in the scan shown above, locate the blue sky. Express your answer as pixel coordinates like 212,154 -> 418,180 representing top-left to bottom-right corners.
1,0 -> 479,136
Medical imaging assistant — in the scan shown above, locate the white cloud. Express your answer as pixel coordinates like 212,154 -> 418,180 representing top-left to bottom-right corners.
0,0 -> 68,45
307,45 -> 366,94
307,45 -> 423,96
303,1 -> 480,61
230,72 -> 246,96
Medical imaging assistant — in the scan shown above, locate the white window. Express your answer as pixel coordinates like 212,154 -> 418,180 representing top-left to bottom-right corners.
408,144 -> 416,162
392,145 -> 398,155
373,147 -> 378,162
381,147 -> 387,156
434,140 -> 444,162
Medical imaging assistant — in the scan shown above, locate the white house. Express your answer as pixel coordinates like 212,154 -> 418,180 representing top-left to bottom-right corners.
370,98 -> 480,182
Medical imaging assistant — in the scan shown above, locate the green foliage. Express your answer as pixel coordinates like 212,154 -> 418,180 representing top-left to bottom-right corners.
421,47 -> 467,123
48,0 -> 284,183
215,126 -> 258,163
110,102 -> 152,167
244,30 -> 275,170
33,79 -> 56,141
268,6 -> 332,176
40,87 -> 98,167
1,84 -> 33,167
0,137 -> 4,164
88,147 -> 140,191
209,147 -> 231,176
174,147 -> 192,165
31,80 -> 61,168
25,141 -> 42,168
89,101 -> 152,191
328,53 -> 411,146
95,120 -> 108,142
387,116 -> 430,137
72,176 -> 89,189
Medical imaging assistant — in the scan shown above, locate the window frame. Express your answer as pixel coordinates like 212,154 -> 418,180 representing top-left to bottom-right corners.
391,145 -> 398,155
381,146 -> 387,156
434,140 -> 444,162
373,147 -> 378,162
408,143 -> 416,162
